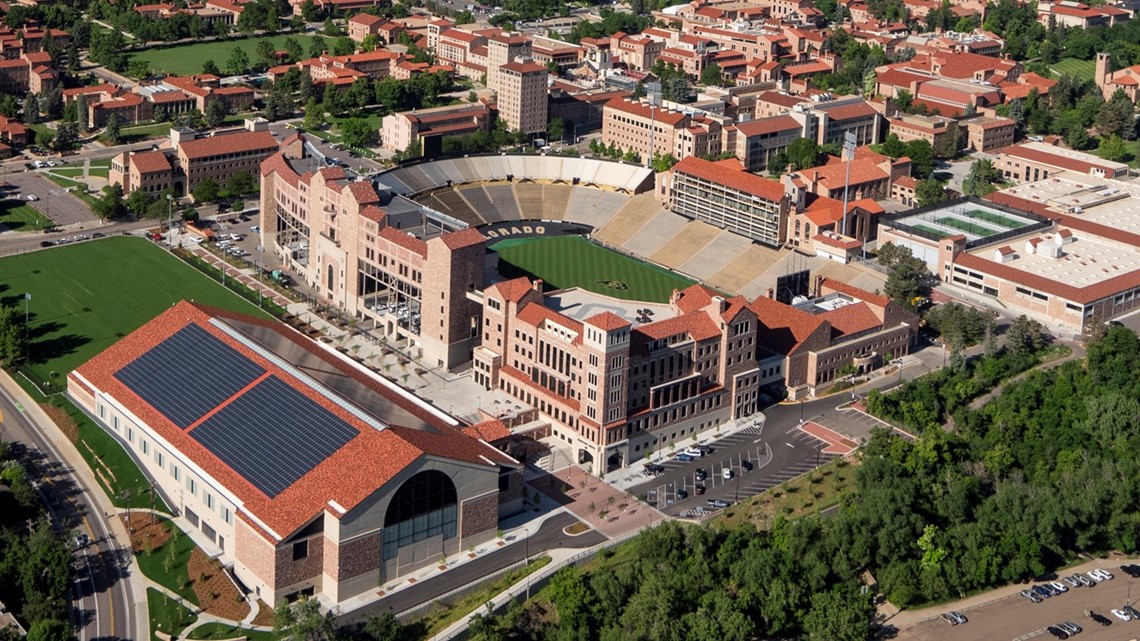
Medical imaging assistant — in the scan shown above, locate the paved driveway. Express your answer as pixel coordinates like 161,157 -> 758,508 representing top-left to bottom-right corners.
2,171 -> 96,227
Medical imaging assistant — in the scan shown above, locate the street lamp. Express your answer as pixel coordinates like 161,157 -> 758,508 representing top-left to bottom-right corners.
166,194 -> 173,247
256,245 -> 265,308
23,292 -> 30,363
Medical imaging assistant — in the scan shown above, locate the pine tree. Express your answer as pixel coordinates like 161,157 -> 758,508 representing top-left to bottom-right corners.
105,114 -> 121,144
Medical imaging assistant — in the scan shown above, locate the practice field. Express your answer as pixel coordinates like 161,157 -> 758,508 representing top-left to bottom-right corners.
0,236 -> 270,383
492,236 -> 694,303
935,216 -> 999,237
130,34 -> 319,76
0,199 -> 52,231
1050,57 -> 1096,81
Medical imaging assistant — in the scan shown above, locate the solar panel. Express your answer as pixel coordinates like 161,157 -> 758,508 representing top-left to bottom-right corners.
189,375 -> 358,497
115,324 -> 265,428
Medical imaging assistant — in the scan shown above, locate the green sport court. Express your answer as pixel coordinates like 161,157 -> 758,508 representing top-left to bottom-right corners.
1,236 -> 270,384
492,236 -> 694,303
935,217 -> 999,238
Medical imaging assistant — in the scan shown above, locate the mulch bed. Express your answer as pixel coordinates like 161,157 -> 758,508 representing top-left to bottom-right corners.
123,512 -> 172,553
251,600 -> 274,627
187,548 -> 250,621
41,403 -> 78,442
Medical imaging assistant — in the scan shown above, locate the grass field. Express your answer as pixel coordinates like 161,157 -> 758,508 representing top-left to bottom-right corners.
52,167 -> 85,178
0,199 -> 52,231
147,588 -> 197,641
935,216 -> 998,237
187,623 -> 276,641
492,236 -> 694,303
1051,57 -> 1096,81
963,208 -> 1024,229
131,35 -> 319,76
2,236 -> 270,382
137,519 -> 199,603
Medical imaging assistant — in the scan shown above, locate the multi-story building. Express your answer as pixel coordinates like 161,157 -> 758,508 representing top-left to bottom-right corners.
661,156 -> 788,247
735,114 -> 803,172
0,52 -> 56,95
496,62 -> 548,135
886,113 -> 958,155
995,140 -> 1130,182
961,115 -> 1016,152
260,135 -> 487,369
380,102 -> 493,153
110,119 -> 278,197
785,147 -> 906,202
601,97 -> 725,161
486,33 -> 532,94
69,301 -> 522,608
609,32 -> 665,71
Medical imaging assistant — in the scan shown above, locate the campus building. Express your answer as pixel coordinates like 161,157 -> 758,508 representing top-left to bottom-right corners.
495,62 -> 548,135
380,102 -> 493,153
601,97 -> 726,161
69,301 -> 521,608
110,119 -> 278,198
994,140 -> 1130,182
660,156 -> 788,247
259,134 -> 486,369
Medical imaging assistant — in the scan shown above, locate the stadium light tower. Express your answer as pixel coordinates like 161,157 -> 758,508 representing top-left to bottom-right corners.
841,131 -> 857,239
645,82 -> 662,168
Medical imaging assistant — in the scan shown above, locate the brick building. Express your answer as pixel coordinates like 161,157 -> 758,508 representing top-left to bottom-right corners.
496,62 -> 548,135
660,156 -> 788,247
380,102 -> 493,153
69,301 -> 521,608
260,134 -> 487,369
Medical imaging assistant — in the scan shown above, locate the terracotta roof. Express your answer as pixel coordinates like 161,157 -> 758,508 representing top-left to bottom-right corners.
490,277 -> 536,303
817,100 -> 877,120
820,277 -> 891,307
437,227 -> 485,250
378,226 -> 428,257
674,283 -> 719,314
819,301 -> 880,337
672,156 -> 785,203
584,311 -> 630,331
1000,143 -> 1124,176
813,233 -> 863,250
73,302 -> 515,540
499,61 -> 547,74
349,13 -> 384,26
461,419 -> 511,442
784,60 -> 831,75
130,150 -> 172,174
440,28 -> 481,43
750,295 -> 827,355
635,311 -> 721,342
795,158 -> 888,191
179,130 -> 278,160
736,114 -> 801,137
515,302 -> 583,343
499,364 -> 580,409
605,98 -> 689,126
347,180 -> 380,205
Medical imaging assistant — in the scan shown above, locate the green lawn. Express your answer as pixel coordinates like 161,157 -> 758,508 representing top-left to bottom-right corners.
2,236 -> 271,383
89,167 -> 110,179
1051,58 -> 1096,81
119,121 -> 172,143
147,588 -> 197,641
0,199 -> 52,231
187,623 -> 277,641
137,518 -> 199,604
52,167 -> 86,178
131,35 -> 319,76
492,236 -> 694,303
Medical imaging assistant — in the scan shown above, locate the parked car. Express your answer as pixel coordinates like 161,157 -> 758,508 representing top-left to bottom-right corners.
681,448 -> 704,458
741,459 -> 754,472
1031,585 -> 1052,599
91,232 -> 105,238
1077,574 -> 1095,588
644,463 -> 665,476
1020,589 -> 1042,604
250,226 -> 260,233
675,489 -> 688,500
707,499 -> 731,509
940,613 -> 958,626
722,467 -> 734,480
694,484 -> 705,495
1091,569 -> 1114,581
73,533 -> 89,549
947,612 -> 967,625
1050,581 -> 1069,593
675,453 -> 694,462
1088,611 -> 1112,626
1112,609 -> 1132,622
1057,622 -> 1081,635
39,240 -> 53,247
1122,564 -> 1140,578
694,445 -> 712,454
1045,626 -> 1069,639
1062,575 -> 1081,588
694,468 -> 707,481
1123,605 -> 1140,619
25,194 -> 37,201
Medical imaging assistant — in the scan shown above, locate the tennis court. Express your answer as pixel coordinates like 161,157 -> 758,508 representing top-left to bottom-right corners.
935,216 -> 1000,237
962,209 -> 1024,230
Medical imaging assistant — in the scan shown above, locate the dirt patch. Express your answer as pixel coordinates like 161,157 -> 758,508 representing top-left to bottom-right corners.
41,403 -> 78,443
563,522 -> 589,536
251,600 -> 274,627
187,548 -> 250,621
122,512 -> 172,553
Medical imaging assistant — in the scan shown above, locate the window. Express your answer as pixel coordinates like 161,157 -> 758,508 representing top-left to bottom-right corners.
204,492 -> 214,510
222,507 -> 232,525
293,540 -> 309,561
188,478 -> 197,496
172,464 -> 180,481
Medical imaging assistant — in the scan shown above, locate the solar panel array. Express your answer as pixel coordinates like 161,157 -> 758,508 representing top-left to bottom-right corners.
115,324 -> 266,428
190,375 -> 359,497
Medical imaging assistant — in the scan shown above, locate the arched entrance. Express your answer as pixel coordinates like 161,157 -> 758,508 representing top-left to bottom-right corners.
382,470 -> 458,569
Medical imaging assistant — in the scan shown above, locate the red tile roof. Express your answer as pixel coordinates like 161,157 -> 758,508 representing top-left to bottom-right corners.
736,114 -> 801,137
750,295 -> 827,355
73,302 -> 514,540
604,98 -> 690,126
635,311 -> 721,342
818,100 -> 878,121
437,227 -> 485,250
347,180 -> 380,205
516,302 -> 583,341
1000,143 -> 1123,176
499,61 -> 548,74
129,150 -> 173,174
819,301 -> 880,337
178,130 -> 278,160
491,277 -> 536,303
820,277 -> 891,308
585,311 -> 630,331
378,226 -> 428,257
672,156 -> 785,203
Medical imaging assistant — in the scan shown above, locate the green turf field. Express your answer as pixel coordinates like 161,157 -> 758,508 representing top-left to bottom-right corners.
130,34 -> 318,76
962,209 -> 1024,229
913,224 -> 949,237
0,236 -> 271,383
935,216 -> 998,237
0,199 -> 52,231
492,236 -> 694,303
1050,58 -> 1096,81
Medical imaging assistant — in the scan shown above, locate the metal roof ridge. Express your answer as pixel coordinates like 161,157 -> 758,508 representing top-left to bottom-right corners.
207,318 -> 390,433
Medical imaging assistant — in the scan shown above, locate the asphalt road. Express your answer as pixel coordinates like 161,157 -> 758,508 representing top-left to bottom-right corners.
0,383 -> 136,641
2,171 -> 98,228
898,568 -> 1140,641
340,511 -> 606,625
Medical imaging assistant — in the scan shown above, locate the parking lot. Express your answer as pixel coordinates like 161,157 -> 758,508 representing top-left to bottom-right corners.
897,562 -> 1140,641
628,423 -> 837,518
2,171 -> 96,227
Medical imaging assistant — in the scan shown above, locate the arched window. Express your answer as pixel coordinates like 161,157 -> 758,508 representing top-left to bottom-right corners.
382,470 -> 458,560
327,264 -> 334,291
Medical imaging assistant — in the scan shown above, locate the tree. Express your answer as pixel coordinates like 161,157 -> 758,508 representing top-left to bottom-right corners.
226,47 -> 250,76
362,612 -> 402,641
339,118 -> 374,148
332,37 -> 355,56
52,122 -> 77,151
1095,92 -> 1137,140
92,184 -> 128,220
202,59 -> 221,75
226,171 -> 255,195
1098,134 -> 1132,163
273,598 -> 337,641
231,198 -> 245,213
961,159 -> 1002,197
547,117 -> 565,142
205,99 -> 228,128
43,87 -> 62,120
192,179 -> 221,203
802,585 -> 875,641
300,0 -> 320,21
25,619 -> 71,641
915,177 -> 947,207
903,139 -> 934,179
0,305 -> 26,366
75,94 -> 88,132
256,39 -> 278,69
699,62 -> 724,86
875,241 -> 911,269
303,99 -> 322,131
22,93 -> 38,125
884,253 -> 934,310
104,114 -> 121,145
651,152 -> 678,172
283,37 -> 305,64
785,137 -> 823,171
1006,314 -> 1047,354
323,17 -> 344,36
127,59 -> 150,80
309,35 -> 327,58
127,189 -> 154,218
894,89 -> 914,113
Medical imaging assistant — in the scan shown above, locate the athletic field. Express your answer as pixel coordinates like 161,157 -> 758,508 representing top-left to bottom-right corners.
492,236 -> 694,303
936,216 -> 999,237
1,236 -> 270,382
963,209 -> 1023,229
1050,58 -> 1096,81
130,35 -> 319,76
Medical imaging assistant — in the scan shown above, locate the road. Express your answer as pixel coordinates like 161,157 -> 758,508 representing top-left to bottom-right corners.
0,382 -> 137,641
266,121 -> 385,175
339,511 -> 606,626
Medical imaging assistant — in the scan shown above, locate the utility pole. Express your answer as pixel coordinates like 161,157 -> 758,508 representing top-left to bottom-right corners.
23,293 -> 30,363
